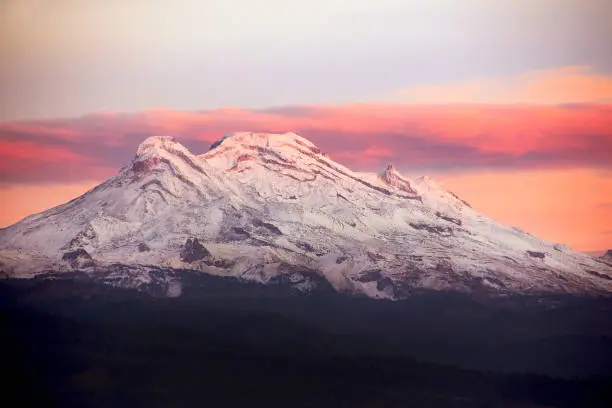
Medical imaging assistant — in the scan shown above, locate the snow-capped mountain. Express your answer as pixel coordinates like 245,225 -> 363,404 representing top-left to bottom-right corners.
1,132 -> 611,299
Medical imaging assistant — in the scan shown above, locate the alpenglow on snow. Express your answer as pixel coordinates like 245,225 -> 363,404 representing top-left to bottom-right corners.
1,132 -> 611,299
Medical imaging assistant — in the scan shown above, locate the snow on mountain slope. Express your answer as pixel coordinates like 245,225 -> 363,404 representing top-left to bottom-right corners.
1,132 -> 611,298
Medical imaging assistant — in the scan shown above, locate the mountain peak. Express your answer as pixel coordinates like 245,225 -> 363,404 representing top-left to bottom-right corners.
131,135 -> 210,180
379,164 -> 417,195
136,136 -> 186,159
384,164 -> 399,175
209,131 -> 318,152
3,131 -> 612,299
202,131 -> 326,173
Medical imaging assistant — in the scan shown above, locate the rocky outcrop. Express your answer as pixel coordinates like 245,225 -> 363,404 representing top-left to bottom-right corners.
252,219 -> 283,235
180,238 -> 211,263
62,248 -> 95,269
526,251 -> 546,259
599,250 -> 612,266
435,211 -> 462,226
585,269 -> 612,281
354,269 -> 396,297
409,222 -> 453,236
380,164 -> 418,195
336,256 -> 349,264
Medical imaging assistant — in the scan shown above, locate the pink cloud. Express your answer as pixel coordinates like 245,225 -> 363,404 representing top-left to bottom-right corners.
0,139 -> 114,183
0,103 -> 611,183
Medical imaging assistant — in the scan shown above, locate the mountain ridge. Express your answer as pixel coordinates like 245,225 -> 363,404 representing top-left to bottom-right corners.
1,132 -> 611,299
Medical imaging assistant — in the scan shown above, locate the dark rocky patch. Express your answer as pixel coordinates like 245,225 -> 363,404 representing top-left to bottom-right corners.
261,158 -> 310,173
273,264 -> 335,293
132,156 -> 163,174
336,256 -> 349,264
138,243 -> 150,252
180,238 -> 211,263
61,249 -> 95,268
252,219 -> 283,235
482,275 -> 506,288
435,259 -> 454,273
165,147 -> 209,176
140,180 -> 178,198
336,193 -> 349,202
212,259 -> 236,269
367,252 -> 384,262
248,238 -> 274,247
293,242 -> 327,256
598,251 -> 612,266
142,189 -> 168,205
262,167 -> 315,182
208,138 -> 224,150
294,138 -> 322,155
376,275 -> 396,294
288,195 -> 297,200
449,191 -> 472,208
354,269 -> 384,283
435,211 -> 462,226
227,227 -> 250,240
296,241 -> 316,253
409,223 -> 453,235
233,227 -> 249,235
585,270 -> 612,281
526,250 -> 546,259
354,269 -> 396,296
66,226 -> 97,250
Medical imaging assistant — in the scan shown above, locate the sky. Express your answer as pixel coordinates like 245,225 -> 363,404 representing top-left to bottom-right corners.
0,0 -> 611,253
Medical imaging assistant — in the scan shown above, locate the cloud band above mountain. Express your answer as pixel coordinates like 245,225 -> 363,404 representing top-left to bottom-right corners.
1,103 -> 611,184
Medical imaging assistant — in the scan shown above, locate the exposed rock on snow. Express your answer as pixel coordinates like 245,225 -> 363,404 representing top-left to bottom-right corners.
62,248 -> 95,269
138,243 -> 151,252
1,132 -> 612,298
599,250 -> 612,266
180,238 -> 211,263
526,251 -> 546,259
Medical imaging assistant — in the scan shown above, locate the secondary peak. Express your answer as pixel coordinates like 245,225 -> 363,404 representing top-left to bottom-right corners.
209,131 -> 318,152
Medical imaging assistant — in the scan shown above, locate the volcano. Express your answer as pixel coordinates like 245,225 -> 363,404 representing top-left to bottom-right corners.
1,132 -> 611,299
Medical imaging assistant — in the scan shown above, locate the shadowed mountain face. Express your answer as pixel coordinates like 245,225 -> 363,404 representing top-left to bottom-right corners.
1,132 -> 612,299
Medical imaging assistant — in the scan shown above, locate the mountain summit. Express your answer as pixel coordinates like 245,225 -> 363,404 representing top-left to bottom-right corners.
1,132 -> 611,298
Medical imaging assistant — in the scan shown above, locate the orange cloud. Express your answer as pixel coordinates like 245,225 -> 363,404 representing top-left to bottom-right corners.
0,181 -> 100,226
384,66 -> 612,104
2,103 -> 612,184
435,168 -> 612,252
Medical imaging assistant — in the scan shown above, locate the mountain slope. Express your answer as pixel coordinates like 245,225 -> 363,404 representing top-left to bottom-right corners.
1,132 -> 611,298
